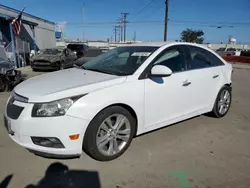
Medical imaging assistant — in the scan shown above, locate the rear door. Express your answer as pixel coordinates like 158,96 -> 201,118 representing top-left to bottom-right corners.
185,45 -> 224,111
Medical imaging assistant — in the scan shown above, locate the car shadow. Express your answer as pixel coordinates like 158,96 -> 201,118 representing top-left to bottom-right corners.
0,162 -> 101,188
0,174 -> 13,188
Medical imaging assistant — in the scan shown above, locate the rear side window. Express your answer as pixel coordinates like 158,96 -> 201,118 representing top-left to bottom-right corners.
226,48 -> 236,51
188,46 -> 224,70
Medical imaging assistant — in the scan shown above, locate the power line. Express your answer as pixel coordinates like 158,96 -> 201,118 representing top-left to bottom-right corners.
129,0 -> 159,20
63,20 -> 250,26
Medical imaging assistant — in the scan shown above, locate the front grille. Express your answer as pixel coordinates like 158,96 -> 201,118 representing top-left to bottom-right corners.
34,60 -> 51,65
34,60 -> 50,63
6,102 -> 24,120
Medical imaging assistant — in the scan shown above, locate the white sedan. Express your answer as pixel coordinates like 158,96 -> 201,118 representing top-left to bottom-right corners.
4,42 -> 232,161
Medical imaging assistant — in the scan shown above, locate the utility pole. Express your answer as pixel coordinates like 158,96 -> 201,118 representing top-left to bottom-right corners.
117,18 -> 123,42
133,31 -> 136,42
114,25 -> 120,42
164,0 -> 169,41
117,25 -> 121,42
82,4 -> 84,42
113,26 -> 117,42
121,13 -> 129,42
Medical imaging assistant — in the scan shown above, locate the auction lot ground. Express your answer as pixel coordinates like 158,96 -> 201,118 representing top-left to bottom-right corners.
0,64 -> 250,188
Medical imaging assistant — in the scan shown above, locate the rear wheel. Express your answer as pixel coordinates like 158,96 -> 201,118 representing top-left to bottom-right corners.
83,106 -> 136,161
211,86 -> 232,118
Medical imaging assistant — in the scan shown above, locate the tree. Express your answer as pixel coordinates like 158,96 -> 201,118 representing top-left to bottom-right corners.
180,29 -> 204,44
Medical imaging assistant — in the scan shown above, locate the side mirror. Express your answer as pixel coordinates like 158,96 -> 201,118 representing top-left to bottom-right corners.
150,65 -> 172,77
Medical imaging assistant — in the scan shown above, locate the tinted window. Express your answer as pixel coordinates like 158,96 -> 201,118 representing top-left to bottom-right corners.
188,46 -> 224,70
67,44 -> 83,50
217,48 -> 226,51
226,48 -> 236,51
208,52 -> 224,66
41,49 -> 62,55
153,46 -> 186,73
85,50 -> 103,57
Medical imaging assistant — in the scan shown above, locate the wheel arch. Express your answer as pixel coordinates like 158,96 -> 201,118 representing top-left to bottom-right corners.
87,103 -> 139,137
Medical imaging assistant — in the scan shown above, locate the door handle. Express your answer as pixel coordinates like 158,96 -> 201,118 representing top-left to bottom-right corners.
213,75 -> 219,78
182,81 -> 191,86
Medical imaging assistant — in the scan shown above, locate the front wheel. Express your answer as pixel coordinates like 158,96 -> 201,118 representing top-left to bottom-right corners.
83,106 -> 136,161
59,62 -> 64,70
211,85 -> 232,118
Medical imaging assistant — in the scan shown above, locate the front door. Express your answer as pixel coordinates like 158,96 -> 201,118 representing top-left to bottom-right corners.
144,45 -> 195,129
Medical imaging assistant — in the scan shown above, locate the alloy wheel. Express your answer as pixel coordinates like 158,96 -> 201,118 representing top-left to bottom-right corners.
96,114 -> 131,156
217,89 -> 231,115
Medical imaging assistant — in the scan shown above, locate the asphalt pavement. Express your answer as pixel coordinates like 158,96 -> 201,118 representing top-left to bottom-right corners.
0,65 -> 250,188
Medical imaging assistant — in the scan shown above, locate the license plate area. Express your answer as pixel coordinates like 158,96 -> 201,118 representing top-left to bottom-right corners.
4,116 -> 14,135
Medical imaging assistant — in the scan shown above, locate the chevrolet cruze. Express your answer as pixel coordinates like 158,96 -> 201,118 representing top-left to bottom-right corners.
4,42 -> 232,161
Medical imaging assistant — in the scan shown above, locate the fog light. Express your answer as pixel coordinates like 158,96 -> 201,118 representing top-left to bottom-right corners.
31,137 -> 65,148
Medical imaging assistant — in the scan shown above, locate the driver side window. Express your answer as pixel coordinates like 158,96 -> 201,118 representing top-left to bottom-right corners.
153,46 -> 186,73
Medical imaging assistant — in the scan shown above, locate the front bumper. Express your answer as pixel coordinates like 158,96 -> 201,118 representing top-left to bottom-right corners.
4,100 -> 90,158
30,62 -> 59,70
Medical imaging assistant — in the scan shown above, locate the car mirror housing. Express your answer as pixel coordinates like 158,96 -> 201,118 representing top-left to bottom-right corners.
150,65 -> 172,77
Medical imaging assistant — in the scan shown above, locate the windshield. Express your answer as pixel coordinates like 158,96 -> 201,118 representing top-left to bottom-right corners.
84,49 -> 105,57
226,48 -> 236,51
217,48 -> 226,51
82,46 -> 158,76
0,47 -> 8,60
0,57 -> 7,63
40,49 -> 63,55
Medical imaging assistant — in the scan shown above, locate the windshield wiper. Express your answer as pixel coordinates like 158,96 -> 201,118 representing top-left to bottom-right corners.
83,67 -> 120,75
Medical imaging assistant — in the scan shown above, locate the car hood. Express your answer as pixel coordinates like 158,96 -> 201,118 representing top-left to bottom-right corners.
32,54 -> 61,62
14,68 -> 126,102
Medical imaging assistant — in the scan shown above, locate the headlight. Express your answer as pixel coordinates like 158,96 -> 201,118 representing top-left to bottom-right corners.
32,97 -> 77,117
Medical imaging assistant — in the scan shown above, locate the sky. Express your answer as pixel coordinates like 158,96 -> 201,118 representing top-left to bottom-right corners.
1,0 -> 250,43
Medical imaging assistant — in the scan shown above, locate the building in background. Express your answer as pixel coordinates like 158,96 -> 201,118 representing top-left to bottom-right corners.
0,4 -> 55,67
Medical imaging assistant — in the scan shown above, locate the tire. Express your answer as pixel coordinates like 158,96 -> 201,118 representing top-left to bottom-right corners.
83,106 -> 136,161
59,62 -> 64,70
210,85 -> 232,118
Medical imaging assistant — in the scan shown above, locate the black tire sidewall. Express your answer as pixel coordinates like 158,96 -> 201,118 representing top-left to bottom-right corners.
83,106 -> 136,161
213,86 -> 232,117
59,62 -> 64,70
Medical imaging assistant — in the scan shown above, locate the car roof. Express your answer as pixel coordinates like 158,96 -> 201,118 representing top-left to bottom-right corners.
123,42 -> 209,49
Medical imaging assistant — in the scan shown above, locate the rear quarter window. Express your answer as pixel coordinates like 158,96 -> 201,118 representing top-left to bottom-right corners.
188,46 -> 224,70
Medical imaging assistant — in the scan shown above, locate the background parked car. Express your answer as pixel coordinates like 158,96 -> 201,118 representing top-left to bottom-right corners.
30,47 -> 77,71
67,43 -> 89,59
216,47 -> 241,56
0,45 -> 22,92
74,48 -> 107,67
